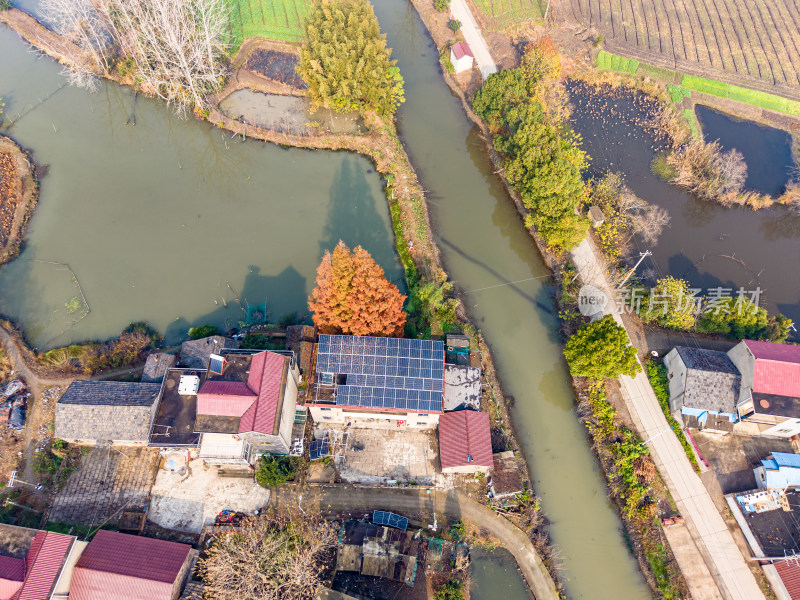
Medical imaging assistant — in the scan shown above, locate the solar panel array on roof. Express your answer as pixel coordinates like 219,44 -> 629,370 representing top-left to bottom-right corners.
372,510 -> 409,531
309,438 -> 330,460
316,335 -> 445,412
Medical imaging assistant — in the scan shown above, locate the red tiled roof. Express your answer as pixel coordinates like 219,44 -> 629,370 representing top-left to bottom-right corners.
775,559 -> 800,599
439,410 -> 493,470
69,530 -> 191,600
745,340 -> 800,398
451,41 -> 473,60
196,380 -> 256,417
239,351 -> 287,435
15,531 -> 73,600
0,556 -> 24,600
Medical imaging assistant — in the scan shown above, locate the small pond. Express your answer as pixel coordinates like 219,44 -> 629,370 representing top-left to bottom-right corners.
568,80 -> 800,332
470,548 -> 531,600
218,90 -> 364,136
696,105 -> 796,196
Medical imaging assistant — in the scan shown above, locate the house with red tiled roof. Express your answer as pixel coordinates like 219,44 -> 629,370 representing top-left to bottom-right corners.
69,530 -> 193,600
0,525 -> 75,600
194,349 -> 300,464
438,410 -> 493,474
728,340 -> 800,437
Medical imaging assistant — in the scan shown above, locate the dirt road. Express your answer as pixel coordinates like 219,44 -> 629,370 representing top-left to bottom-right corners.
271,485 -> 559,600
0,324 -> 72,484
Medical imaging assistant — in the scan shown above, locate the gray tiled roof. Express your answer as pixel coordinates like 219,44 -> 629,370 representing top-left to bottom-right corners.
676,347 -> 739,374
683,365 -> 740,414
59,381 -> 161,406
55,381 -> 161,442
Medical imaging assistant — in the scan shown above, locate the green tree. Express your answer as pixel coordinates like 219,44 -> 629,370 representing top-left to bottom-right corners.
255,454 -> 300,488
298,0 -> 404,116
433,0 -> 450,11
564,315 -> 641,380
766,314 -> 793,343
639,277 -> 697,330
695,297 -> 768,339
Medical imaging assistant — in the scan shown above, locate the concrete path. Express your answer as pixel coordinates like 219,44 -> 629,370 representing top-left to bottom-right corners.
570,237 -> 765,600
449,0 -> 497,79
272,485 -> 559,600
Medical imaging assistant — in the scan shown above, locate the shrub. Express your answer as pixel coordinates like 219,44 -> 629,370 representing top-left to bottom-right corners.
650,151 -> 677,180
448,19 -> 461,32
639,276 -> 697,330
434,580 -> 464,600
0,0 -> 11,10
439,47 -> 455,73
448,520 -> 466,542
255,454 -> 300,488
188,324 -> 220,339
434,0 -> 450,11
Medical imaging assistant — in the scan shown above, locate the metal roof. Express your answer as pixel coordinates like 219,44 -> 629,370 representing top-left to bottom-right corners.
773,453 -> 800,469
17,531 -> 74,600
70,530 -> 191,600
438,410 -> 493,470
316,335 -> 444,413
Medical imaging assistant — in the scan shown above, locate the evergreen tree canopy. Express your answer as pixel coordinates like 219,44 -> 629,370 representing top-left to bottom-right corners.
309,241 -> 407,336
298,0 -> 404,116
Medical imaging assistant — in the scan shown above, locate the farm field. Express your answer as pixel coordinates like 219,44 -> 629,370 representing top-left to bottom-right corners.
570,0 -> 800,99
226,0 -> 310,50
471,0 -> 544,30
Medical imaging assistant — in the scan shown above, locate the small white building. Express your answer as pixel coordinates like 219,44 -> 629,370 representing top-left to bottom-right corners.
450,41 -> 474,74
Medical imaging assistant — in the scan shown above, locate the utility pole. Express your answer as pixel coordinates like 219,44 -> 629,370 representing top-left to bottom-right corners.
618,250 -> 652,288
543,0 -> 552,21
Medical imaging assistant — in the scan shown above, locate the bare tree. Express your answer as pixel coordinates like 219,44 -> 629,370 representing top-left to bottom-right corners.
199,511 -> 338,600
39,0 -> 229,112
618,189 -> 671,246
717,148 -> 747,195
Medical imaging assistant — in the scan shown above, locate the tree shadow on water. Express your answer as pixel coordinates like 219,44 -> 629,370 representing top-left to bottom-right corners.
319,157 -> 394,268
163,265 -> 307,344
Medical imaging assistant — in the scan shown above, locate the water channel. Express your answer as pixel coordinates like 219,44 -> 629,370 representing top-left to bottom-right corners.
371,1 -> 650,598
568,83 -> 800,332
0,3 -> 651,598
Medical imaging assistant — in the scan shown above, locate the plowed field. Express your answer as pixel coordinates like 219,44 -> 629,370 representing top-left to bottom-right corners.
570,0 -> 800,98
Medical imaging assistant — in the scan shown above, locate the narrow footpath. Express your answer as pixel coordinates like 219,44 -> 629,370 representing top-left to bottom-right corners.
272,485 -> 559,600
570,236 -> 765,600
449,0 -> 497,79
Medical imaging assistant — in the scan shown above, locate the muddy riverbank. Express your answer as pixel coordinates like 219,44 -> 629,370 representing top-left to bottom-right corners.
0,135 -> 38,265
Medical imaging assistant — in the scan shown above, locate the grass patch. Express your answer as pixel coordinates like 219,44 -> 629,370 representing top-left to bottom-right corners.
225,0 -> 310,52
650,151 -> 677,180
636,62 -> 678,82
644,360 -> 700,473
666,84 -> 691,104
682,108 -> 701,138
472,0 -> 543,30
681,75 -> 800,117
597,50 -> 638,74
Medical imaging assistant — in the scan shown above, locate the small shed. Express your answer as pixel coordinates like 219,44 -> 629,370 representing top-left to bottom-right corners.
588,206 -> 605,228
439,410 -> 493,474
179,336 -> 237,369
450,41 -> 474,74
142,352 -> 176,384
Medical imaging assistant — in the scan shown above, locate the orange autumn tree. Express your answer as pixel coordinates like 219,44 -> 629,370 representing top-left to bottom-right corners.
309,241 -> 406,336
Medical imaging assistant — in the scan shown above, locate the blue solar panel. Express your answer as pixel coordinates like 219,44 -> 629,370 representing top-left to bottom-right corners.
308,438 -> 330,460
317,335 -> 444,413
372,510 -> 409,530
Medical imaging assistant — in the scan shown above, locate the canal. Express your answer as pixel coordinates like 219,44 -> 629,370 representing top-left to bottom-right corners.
371,1 -> 650,598
0,3 -> 651,598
